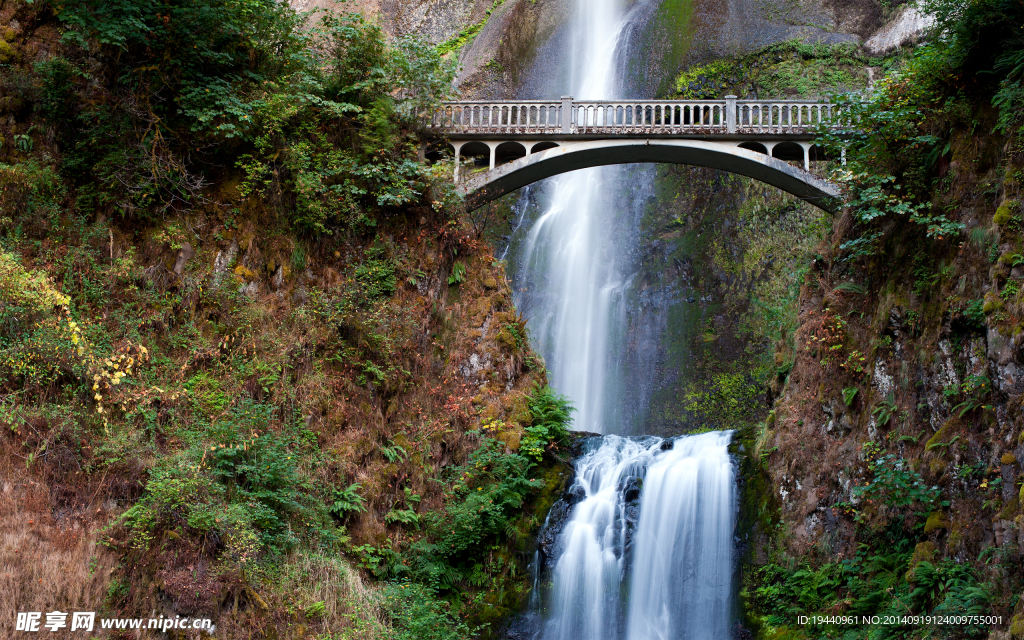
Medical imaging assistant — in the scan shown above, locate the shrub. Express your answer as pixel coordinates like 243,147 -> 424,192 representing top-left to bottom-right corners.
355,247 -> 397,301
382,583 -> 475,640
117,401 -> 335,557
0,250 -> 70,320
425,439 -> 542,560
357,438 -> 546,592
58,0 -> 303,139
519,385 -> 574,461
0,160 -> 65,222
117,466 -> 226,550
852,453 -> 944,514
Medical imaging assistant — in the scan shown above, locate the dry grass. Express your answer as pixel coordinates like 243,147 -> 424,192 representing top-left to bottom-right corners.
0,468 -> 118,638
269,552 -> 388,639
208,550 -> 391,639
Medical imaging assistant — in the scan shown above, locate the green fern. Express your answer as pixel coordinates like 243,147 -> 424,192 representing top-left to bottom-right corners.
842,387 -> 858,406
872,394 -> 898,426
330,483 -> 366,518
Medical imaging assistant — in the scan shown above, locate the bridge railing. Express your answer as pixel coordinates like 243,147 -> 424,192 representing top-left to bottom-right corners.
424,97 -> 846,135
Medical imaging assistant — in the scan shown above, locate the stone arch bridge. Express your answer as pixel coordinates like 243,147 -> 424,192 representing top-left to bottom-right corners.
422,96 -> 847,212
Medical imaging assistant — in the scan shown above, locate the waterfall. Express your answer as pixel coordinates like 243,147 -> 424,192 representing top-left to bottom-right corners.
623,433 -> 736,640
534,433 -> 735,640
504,0 -> 740,637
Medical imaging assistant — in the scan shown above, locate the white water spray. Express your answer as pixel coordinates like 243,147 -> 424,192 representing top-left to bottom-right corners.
624,432 -> 736,640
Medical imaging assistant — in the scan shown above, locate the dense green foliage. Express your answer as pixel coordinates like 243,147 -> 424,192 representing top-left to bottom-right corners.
347,384 -> 573,629
37,0 -> 455,231
819,0 -> 1024,259
743,2 -> 1024,638
0,1 -> 558,637
748,523 -> 993,639
520,385 -> 574,460
383,583 -> 477,640
675,41 -> 879,100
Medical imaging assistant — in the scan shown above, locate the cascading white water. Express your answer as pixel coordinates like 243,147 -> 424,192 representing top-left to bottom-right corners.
514,0 -> 629,434
624,432 -> 736,640
539,433 -> 735,640
540,436 -> 648,640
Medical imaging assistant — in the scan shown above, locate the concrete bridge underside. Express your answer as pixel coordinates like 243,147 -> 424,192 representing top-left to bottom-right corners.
447,138 -> 841,213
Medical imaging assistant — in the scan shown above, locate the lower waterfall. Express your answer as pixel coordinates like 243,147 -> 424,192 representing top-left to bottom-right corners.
531,431 -> 736,640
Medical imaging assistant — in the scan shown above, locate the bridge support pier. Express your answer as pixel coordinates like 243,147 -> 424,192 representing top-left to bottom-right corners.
486,142 -> 501,171
799,142 -> 812,171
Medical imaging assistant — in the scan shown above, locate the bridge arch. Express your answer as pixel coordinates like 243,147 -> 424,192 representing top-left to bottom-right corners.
454,139 -> 841,213
494,141 -> 527,167
738,141 -> 768,154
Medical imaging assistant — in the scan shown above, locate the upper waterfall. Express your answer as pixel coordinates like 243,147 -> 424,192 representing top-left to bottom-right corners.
510,0 -> 633,434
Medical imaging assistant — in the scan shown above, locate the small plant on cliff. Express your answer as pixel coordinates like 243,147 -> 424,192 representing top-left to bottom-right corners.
806,309 -> 847,369
947,374 -> 993,417
447,261 -> 466,286
872,394 -> 898,427
330,483 -> 366,521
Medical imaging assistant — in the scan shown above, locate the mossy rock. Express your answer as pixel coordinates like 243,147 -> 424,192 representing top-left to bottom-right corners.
984,292 -> 1005,314
995,200 -> 1019,226
999,495 -> 1020,519
905,541 -> 936,582
494,422 -> 523,450
924,511 -> 950,533
495,326 -> 519,351
507,394 -> 531,427
925,418 -> 960,454
0,39 -> 16,64
946,530 -> 963,552
1003,452 -> 1018,465
1020,482 -> 1024,507
1011,613 -> 1024,639
766,627 -> 809,640
233,264 -> 256,280
481,276 -> 498,290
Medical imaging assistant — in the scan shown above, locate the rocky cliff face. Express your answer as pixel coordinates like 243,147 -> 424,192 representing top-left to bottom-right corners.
748,113 -> 1024,637
290,0 -> 914,100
